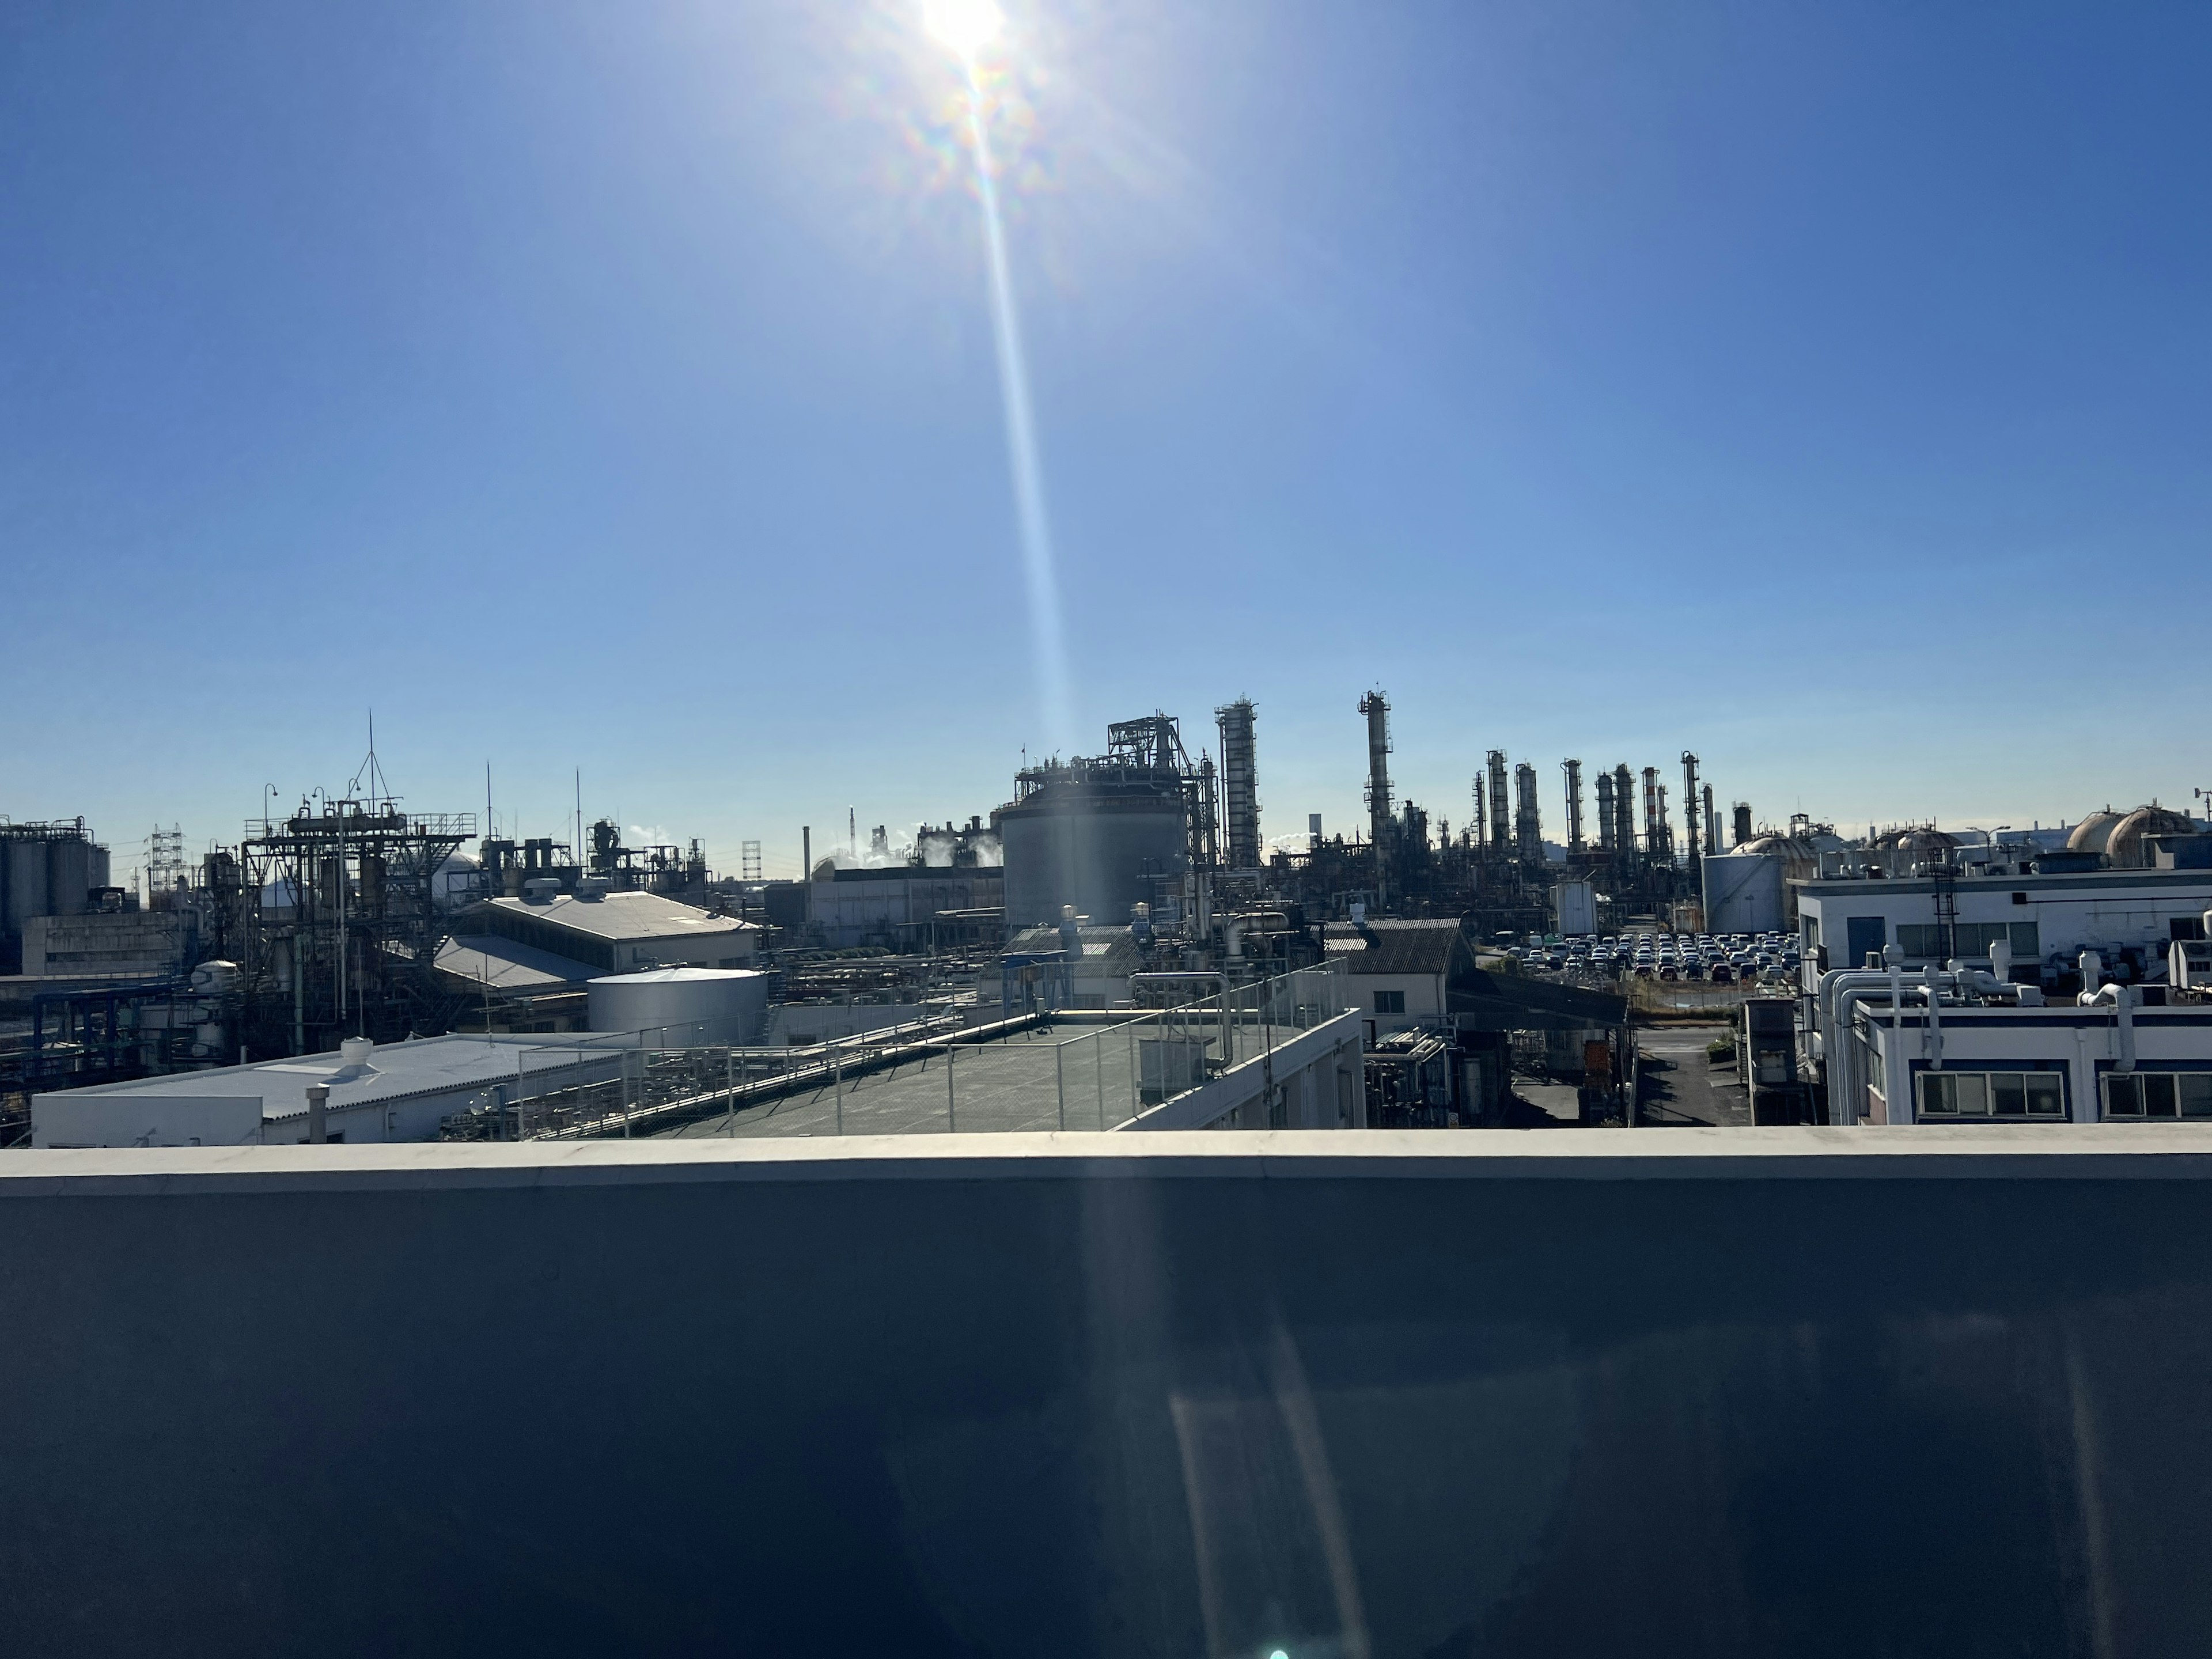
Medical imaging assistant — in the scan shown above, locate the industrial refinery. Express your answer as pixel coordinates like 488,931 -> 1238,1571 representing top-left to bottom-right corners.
7,685 -> 2209,1150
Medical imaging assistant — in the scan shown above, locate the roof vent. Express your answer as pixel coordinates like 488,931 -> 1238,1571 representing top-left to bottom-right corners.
575,878 -> 610,901
521,878 -> 562,904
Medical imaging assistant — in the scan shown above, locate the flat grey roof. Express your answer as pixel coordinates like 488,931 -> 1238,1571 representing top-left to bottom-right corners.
480,891 -> 760,944
658,1022 -> 1142,1140
42,1032 -> 609,1122
9,1125 -> 2212,1197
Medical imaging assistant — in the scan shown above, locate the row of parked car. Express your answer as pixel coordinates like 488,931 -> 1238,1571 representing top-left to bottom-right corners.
1513,930 -> 1801,984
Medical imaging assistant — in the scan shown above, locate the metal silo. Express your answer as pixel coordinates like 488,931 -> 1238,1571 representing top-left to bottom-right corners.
995,717 -> 1194,929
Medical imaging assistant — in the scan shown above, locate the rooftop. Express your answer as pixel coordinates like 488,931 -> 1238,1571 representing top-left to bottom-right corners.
1323,918 -> 1471,976
44,1032 -> 605,1123
435,933 -> 599,991
478,890 -> 760,943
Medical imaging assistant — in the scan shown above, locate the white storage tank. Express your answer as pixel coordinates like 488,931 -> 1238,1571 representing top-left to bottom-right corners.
1550,879 -> 1596,937
1702,853 -> 1785,935
588,967 -> 767,1047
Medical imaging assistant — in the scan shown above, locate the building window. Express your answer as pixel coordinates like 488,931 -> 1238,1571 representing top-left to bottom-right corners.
1373,990 -> 1405,1014
1917,1070 -> 2065,1119
2103,1071 -> 2212,1120
1896,921 -> 2039,960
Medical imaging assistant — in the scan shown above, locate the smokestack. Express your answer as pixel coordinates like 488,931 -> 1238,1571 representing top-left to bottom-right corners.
802,826 -> 812,879
1358,691 -> 1392,902
1594,770 -> 1616,854
1563,759 -> 1584,853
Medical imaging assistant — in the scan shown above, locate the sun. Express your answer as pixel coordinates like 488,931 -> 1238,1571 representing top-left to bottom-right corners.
922,0 -> 1002,59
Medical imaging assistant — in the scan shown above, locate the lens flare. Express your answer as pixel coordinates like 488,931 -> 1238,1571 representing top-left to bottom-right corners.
944,42 -> 1075,752
923,0 -> 1002,59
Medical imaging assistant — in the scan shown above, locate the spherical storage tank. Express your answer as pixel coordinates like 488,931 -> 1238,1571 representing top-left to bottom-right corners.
589,967 -> 766,1047
2105,805 -> 2196,869
2066,809 -> 2126,857
997,772 -> 1188,929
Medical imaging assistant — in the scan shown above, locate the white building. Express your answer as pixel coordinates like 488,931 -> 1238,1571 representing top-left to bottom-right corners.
1794,865 -> 2212,982
31,1033 -> 622,1147
1323,919 -> 1477,1043
1831,972 -> 2212,1126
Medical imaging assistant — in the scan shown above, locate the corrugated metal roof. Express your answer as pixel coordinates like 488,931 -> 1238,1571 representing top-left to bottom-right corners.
1322,919 -> 1469,976
478,891 -> 760,944
435,934 -> 599,992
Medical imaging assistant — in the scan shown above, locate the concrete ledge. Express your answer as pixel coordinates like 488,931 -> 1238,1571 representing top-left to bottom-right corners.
7,1122 -> 2212,1198
10,1118 -> 2212,1654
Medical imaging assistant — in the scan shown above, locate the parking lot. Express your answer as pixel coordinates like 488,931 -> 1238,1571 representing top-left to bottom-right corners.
1508,926 -> 1801,990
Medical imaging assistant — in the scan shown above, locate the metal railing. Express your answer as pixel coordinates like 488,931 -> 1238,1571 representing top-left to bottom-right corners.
473,961 -> 1351,1142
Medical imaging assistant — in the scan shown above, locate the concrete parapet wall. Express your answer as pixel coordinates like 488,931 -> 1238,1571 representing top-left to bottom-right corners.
6,1129 -> 2212,1655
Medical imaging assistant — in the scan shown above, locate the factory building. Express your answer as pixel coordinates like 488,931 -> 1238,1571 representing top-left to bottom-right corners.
457,886 -> 760,977
20,906 -> 192,980
31,1032 -> 622,1147
805,865 -> 1005,950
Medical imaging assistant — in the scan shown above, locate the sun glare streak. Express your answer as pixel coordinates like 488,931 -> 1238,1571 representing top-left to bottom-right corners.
941,33 -> 1076,754
923,0 -> 1002,60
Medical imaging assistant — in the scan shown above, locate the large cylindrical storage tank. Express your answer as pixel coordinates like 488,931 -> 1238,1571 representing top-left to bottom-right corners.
589,967 -> 767,1047
1702,853 -> 1785,935
997,781 -> 1188,930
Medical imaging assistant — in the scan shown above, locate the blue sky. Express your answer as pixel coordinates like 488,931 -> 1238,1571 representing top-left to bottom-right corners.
6,1 -> 2208,880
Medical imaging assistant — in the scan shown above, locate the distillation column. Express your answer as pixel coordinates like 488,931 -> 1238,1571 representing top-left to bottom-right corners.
1513,763 -> 1541,865
1733,802 -> 1754,847
1215,699 -> 1260,870
1486,751 -> 1512,857
1612,765 -> 1635,861
1594,769 -> 1616,854
1641,767 -> 1662,857
1563,759 -> 1584,853
1680,753 -> 1702,866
